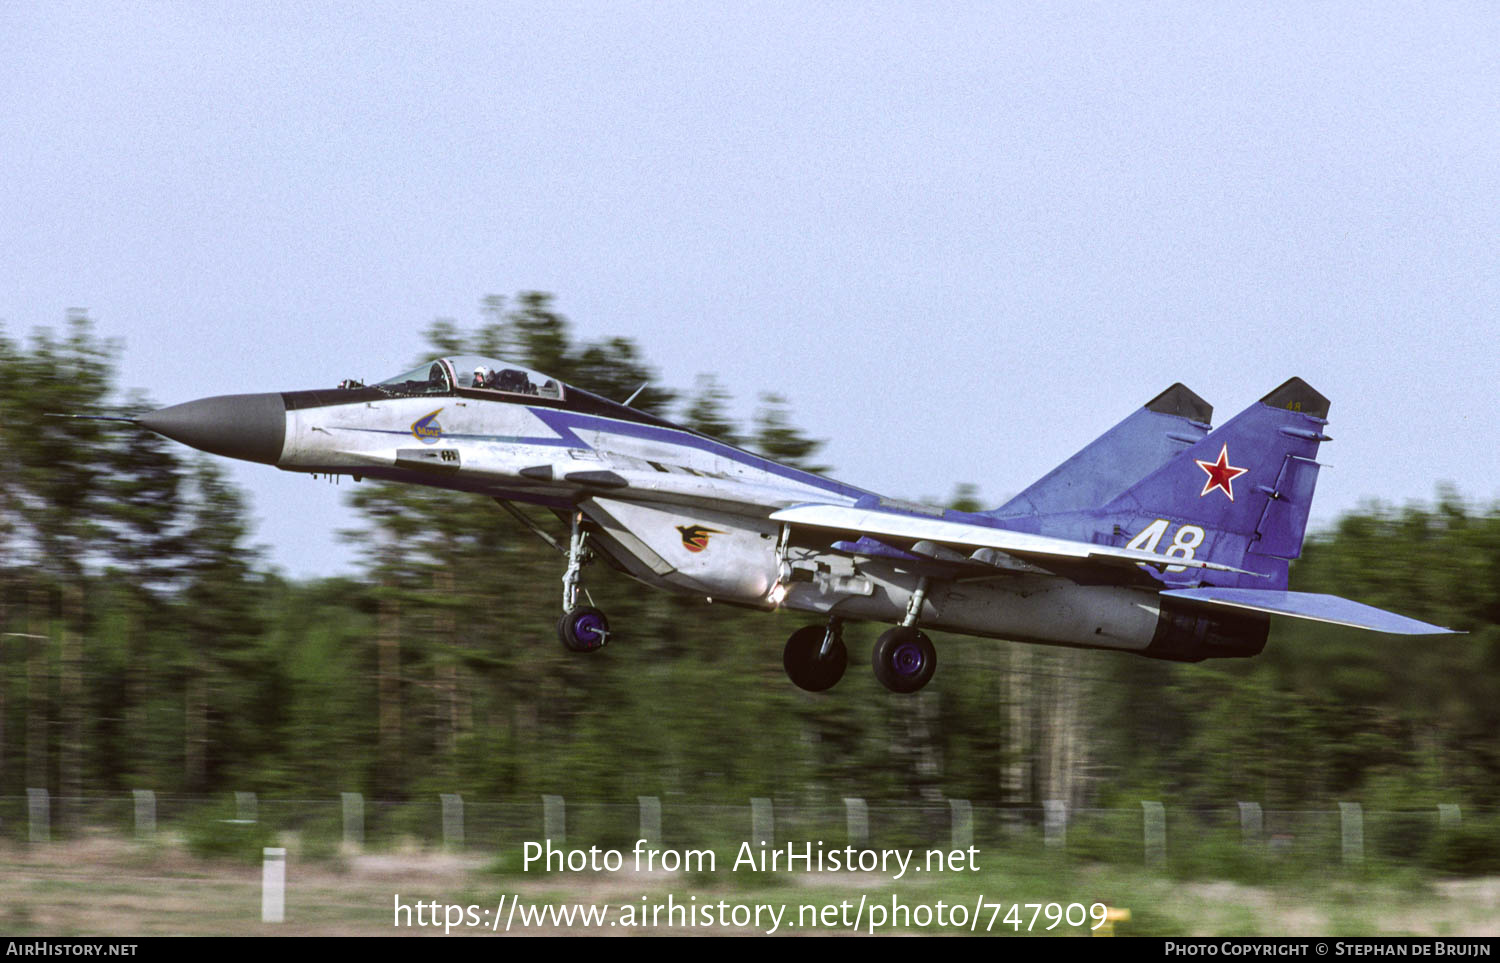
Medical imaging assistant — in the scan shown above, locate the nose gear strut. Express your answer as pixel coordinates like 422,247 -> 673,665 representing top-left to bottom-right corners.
557,510 -> 610,652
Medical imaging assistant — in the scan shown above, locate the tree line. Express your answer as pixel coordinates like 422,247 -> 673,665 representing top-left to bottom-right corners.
1,297 -> 1496,822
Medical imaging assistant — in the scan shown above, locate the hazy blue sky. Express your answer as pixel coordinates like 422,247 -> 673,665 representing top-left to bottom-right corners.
4,2 -> 1496,578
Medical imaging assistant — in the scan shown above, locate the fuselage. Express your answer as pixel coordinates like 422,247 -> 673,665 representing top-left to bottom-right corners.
136,360 -> 1457,691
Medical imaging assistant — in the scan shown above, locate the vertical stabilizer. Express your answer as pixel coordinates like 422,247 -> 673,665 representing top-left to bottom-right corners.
988,383 -> 1213,518
1097,378 -> 1330,589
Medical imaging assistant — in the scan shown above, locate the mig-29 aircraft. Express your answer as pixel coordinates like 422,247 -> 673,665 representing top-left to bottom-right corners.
125,356 -> 1454,693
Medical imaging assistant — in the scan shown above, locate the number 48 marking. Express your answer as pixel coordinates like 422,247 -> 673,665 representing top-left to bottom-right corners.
1125,519 -> 1204,573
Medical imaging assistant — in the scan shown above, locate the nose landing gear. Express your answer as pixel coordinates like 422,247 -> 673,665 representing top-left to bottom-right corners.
557,511 -> 610,653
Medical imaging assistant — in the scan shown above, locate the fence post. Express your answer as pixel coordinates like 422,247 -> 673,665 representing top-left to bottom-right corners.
1339,802 -> 1363,864
27,788 -> 48,843
441,794 -> 464,850
949,799 -> 973,850
1043,799 -> 1067,849
132,790 -> 156,839
1142,801 -> 1166,869
843,797 -> 869,849
751,797 -> 774,848
1238,802 -> 1263,846
341,792 -> 364,847
542,794 -> 565,845
638,796 -> 660,846
261,847 -> 286,923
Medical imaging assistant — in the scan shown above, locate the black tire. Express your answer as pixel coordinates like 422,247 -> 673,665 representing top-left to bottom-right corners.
782,624 -> 848,692
871,626 -> 936,693
557,606 -> 610,653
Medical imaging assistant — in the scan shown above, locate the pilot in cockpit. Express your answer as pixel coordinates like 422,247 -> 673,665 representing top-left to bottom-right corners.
496,369 -> 532,393
472,365 -> 491,388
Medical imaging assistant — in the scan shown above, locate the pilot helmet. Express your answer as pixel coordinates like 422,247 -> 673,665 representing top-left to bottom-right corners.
474,365 -> 491,385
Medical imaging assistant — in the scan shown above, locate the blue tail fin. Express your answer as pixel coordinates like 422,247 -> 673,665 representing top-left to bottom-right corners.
987,383 -> 1213,518
1096,378 -> 1330,590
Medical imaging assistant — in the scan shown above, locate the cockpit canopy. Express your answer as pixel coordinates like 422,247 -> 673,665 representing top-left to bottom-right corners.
374,356 -> 565,400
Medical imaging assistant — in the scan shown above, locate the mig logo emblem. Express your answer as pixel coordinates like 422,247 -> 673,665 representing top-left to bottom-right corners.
411,408 -> 445,445
676,524 -> 724,553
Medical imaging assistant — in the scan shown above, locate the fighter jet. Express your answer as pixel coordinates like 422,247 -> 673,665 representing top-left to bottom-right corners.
130,356 -> 1454,693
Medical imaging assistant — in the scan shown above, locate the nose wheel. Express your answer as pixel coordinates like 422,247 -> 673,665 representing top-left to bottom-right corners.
558,605 -> 610,652
783,621 -> 848,692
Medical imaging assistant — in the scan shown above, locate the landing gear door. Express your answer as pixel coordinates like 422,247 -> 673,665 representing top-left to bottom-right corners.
584,498 -> 779,600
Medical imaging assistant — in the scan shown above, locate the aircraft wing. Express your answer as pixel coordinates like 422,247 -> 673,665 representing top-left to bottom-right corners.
768,503 -> 1261,577
1160,588 -> 1458,634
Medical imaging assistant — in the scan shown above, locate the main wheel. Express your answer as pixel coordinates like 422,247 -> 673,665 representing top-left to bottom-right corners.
782,624 -> 848,692
871,626 -> 936,693
557,606 -> 610,652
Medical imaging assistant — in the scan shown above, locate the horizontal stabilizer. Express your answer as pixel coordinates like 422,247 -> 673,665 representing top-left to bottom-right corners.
1160,588 -> 1457,635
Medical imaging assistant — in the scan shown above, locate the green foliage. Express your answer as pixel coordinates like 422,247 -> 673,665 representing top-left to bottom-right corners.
2,296 -> 1499,881
1424,816 -> 1500,876
181,807 -> 278,863
681,375 -> 742,444
750,393 -> 827,472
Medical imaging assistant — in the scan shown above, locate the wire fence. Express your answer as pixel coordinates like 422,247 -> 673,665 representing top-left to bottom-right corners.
2,792 -> 1495,879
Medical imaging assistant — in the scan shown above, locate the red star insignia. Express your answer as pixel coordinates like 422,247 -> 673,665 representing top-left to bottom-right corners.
1195,444 -> 1249,501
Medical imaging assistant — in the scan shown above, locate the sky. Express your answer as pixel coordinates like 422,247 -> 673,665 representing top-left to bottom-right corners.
3,2 -> 1497,579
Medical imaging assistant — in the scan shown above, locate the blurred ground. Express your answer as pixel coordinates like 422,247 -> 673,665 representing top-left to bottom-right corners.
2,835 -> 1497,937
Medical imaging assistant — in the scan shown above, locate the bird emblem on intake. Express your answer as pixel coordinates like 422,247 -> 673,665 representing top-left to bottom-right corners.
676,524 -> 725,553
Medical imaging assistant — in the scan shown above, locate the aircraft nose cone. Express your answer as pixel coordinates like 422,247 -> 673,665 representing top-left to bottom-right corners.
139,392 -> 287,465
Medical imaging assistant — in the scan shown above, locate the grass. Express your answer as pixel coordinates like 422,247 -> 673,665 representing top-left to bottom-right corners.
1,833 -> 1496,936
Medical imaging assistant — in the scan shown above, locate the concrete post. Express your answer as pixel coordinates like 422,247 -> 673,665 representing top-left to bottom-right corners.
1043,799 -> 1067,849
638,796 -> 661,846
750,797 -> 773,848
949,799 -> 973,850
542,794 -> 565,845
261,848 -> 286,923
441,793 -> 464,850
1238,802 -> 1263,845
27,788 -> 48,843
1142,801 -> 1165,869
132,789 -> 156,839
1339,802 -> 1363,864
843,797 -> 869,848
341,792 -> 364,847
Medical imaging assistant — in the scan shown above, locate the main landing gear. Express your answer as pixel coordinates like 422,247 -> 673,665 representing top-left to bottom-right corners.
782,577 -> 939,694
557,511 -> 610,653
783,619 -> 848,692
870,625 -> 936,693
871,575 -> 937,693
